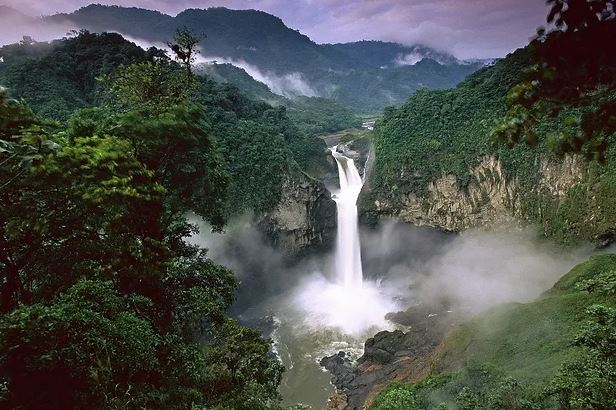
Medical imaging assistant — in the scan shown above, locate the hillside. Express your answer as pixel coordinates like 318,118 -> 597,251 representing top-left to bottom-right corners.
30,4 -> 483,112
367,45 -> 616,245
323,41 -> 461,68
369,253 -> 616,409
197,63 -> 361,135
0,32 -> 332,222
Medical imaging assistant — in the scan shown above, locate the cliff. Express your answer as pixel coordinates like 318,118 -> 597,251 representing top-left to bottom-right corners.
367,46 -> 616,245
258,170 -> 336,257
369,154 -> 587,233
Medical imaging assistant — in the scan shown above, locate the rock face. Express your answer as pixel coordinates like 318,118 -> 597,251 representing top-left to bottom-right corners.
322,304 -> 468,409
256,136 -> 372,258
258,170 -> 336,256
371,155 -> 585,232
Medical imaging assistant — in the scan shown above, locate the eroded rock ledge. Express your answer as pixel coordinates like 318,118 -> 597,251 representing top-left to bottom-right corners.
371,154 -> 585,232
322,304 -> 469,409
258,170 -> 336,257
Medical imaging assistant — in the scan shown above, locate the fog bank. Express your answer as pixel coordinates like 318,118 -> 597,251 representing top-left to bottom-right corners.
191,217 -> 591,332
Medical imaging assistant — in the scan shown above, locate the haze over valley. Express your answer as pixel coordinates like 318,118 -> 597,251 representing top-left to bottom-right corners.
0,1 -> 614,409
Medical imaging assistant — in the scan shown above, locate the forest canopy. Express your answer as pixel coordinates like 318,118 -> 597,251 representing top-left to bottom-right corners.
0,32 -> 290,409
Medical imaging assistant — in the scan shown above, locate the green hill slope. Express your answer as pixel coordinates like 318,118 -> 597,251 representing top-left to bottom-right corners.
0,32 -> 327,217
368,46 -> 616,245
371,253 -> 616,409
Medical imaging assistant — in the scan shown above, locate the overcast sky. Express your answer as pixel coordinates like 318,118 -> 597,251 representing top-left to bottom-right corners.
1,0 -> 550,59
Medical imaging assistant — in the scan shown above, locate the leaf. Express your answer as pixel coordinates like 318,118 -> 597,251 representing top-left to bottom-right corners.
0,139 -> 14,154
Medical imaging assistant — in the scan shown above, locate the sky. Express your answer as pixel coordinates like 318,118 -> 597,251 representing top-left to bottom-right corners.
1,0 -> 551,59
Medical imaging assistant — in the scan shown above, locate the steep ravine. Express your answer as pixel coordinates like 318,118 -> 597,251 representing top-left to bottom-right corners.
258,135 -> 374,258
322,151 -> 599,409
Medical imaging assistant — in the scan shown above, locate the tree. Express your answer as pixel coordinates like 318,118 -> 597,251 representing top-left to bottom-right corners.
99,61 -> 191,115
369,382 -> 419,410
76,60 -> 229,230
547,269 -> 616,409
492,0 -> 616,162
0,74 -> 283,408
167,26 -> 203,77
202,319 -> 284,409
0,280 -> 162,409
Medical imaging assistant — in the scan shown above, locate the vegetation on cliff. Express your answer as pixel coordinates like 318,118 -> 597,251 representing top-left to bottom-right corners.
369,0 -> 616,245
370,253 -> 616,409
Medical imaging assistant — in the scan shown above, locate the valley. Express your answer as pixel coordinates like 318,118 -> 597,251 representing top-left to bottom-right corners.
0,1 -> 615,410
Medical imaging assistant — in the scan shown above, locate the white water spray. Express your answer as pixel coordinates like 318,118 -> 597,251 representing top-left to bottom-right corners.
330,146 -> 364,288
284,145 -> 399,336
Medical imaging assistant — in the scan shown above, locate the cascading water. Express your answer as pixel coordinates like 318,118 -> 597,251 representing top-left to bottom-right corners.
281,144 -> 398,336
330,146 -> 364,288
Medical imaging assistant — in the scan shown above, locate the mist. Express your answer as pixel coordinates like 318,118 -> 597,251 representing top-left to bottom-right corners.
191,216 -> 591,333
197,56 -> 318,97
0,12 -> 72,46
361,222 -> 590,314
118,34 -> 319,98
187,210 -> 592,409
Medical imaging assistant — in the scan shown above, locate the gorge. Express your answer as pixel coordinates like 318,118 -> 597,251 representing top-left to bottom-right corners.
1,2 -> 615,410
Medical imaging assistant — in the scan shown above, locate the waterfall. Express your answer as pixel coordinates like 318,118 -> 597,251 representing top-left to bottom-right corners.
330,146 -> 364,288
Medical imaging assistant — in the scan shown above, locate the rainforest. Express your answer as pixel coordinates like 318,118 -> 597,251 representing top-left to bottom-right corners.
0,1 -> 615,409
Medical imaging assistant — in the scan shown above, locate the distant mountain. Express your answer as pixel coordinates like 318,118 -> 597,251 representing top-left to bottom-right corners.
324,41 -> 461,68
4,4 -> 483,113
45,5 -> 344,74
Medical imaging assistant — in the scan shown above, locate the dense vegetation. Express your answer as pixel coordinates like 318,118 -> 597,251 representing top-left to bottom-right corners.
493,0 -> 616,162
322,41 -> 460,69
199,63 -> 361,135
0,32 -> 149,121
0,32 -> 330,218
370,253 -> 616,409
370,35 -> 616,245
8,4 -> 484,113
0,48 -> 289,407
369,2 -> 616,408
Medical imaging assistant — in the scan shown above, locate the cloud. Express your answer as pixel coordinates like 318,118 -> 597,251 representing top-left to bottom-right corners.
119,34 -> 318,97
0,7 -> 71,46
2,0 -> 550,59
196,57 -> 318,97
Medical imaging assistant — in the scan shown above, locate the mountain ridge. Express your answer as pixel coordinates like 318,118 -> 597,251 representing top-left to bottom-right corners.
0,3 -> 483,112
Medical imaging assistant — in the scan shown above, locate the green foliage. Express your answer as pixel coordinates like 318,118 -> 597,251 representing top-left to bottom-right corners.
372,48 -> 537,198
0,31 -> 329,218
370,382 -> 419,410
0,31 -> 148,120
203,319 -> 284,409
456,387 -> 479,410
0,280 -> 162,409
166,251 -> 238,337
370,255 -> 616,409
286,97 -> 361,136
547,268 -> 616,409
0,61 -> 284,408
493,0 -> 616,162
371,39 -> 616,245
100,61 -> 193,114
551,253 -> 616,293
